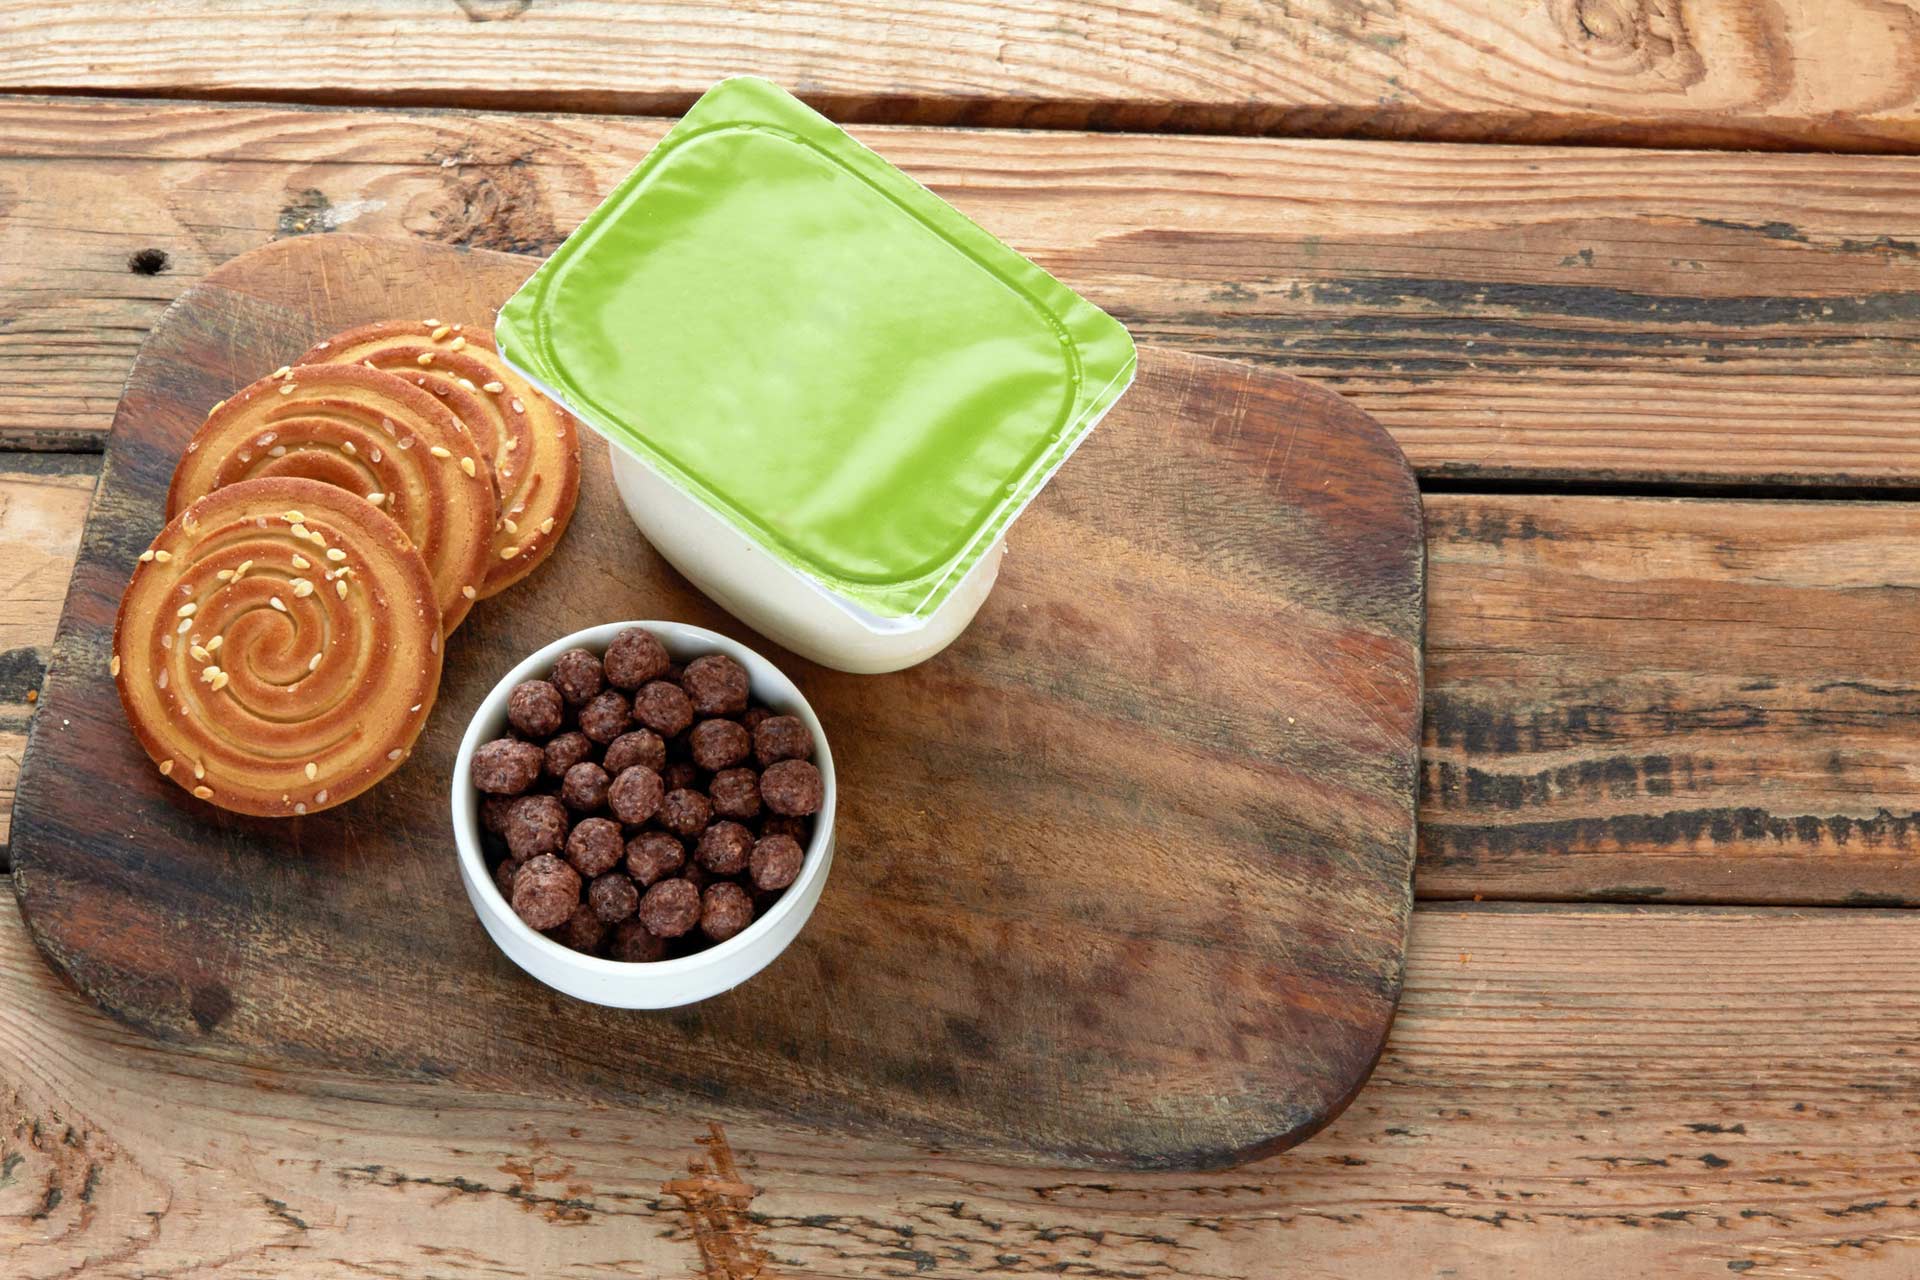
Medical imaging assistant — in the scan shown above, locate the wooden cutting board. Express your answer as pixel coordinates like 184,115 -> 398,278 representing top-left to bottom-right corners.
11,234 -> 1424,1171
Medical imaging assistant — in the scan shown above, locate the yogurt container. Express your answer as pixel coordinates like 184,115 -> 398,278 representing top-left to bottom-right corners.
496,77 -> 1136,672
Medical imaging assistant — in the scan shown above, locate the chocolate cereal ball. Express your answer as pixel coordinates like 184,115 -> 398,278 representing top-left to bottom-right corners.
492,857 -> 520,898
750,834 -> 805,891
607,765 -> 665,825
661,760 -> 701,793
610,919 -> 666,962
761,759 -> 824,816
578,689 -> 632,744
659,787 -> 713,839
709,767 -> 761,821
510,853 -> 580,930
680,859 -> 711,891
554,901 -> 607,953
690,718 -> 751,770
565,816 -> 625,877
695,820 -> 753,875
742,706 -> 773,731
481,792 -> 517,835
506,679 -> 565,738
632,680 -> 694,737
504,794 -> 570,860
700,881 -> 755,942
472,737 -> 543,795
604,627 -> 671,690
550,647 -> 605,705
625,831 -> 686,885
753,715 -> 812,767
543,730 -> 594,779
560,761 -> 611,812
603,729 -> 666,776
588,872 -> 640,924
638,878 -> 701,938
682,653 -> 750,717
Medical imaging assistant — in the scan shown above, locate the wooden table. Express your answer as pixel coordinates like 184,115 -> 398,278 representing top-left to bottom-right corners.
4,6 -> 1920,1276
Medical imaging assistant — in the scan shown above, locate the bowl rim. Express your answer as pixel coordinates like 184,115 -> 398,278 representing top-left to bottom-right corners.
450,619 -> 836,980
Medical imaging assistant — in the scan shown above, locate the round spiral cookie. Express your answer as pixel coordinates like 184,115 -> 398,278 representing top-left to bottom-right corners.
299,320 -> 581,598
113,477 -> 444,817
165,363 -> 496,634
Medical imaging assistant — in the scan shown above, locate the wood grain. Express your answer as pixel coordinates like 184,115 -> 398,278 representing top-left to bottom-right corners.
10,234 -> 1425,1171
5,1 -> 1920,152
6,898 -> 1920,1278
8,470 -> 1919,904
7,98 -> 1920,485
1421,493 -> 1920,906
0,461 -> 96,858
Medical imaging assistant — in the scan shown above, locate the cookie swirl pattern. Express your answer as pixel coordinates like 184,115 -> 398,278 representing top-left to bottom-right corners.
114,478 -> 444,817
166,363 -> 496,634
300,320 -> 581,598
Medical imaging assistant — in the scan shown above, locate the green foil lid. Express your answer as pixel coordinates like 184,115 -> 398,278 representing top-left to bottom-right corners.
497,77 -> 1136,624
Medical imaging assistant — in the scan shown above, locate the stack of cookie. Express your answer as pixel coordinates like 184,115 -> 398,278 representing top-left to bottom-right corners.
111,319 -> 582,817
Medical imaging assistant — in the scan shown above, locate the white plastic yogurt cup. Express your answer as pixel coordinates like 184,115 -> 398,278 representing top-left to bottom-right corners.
494,78 -> 1135,676
606,448 -> 1005,674
451,621 -> 836,1008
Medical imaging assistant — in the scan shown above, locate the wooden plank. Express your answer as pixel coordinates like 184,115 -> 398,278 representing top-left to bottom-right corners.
0,460 -> 96,858
5,900 -> 1919,1276
6,99 -> 1920,484
4,461 -> 1916,903
1421,493 -> 1920,906
4,2 -> 1920,153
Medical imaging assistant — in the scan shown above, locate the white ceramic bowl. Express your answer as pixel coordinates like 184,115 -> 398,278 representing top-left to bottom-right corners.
451,621 -> 836,1008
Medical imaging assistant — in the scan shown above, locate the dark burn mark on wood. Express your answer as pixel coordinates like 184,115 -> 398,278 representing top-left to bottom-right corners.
0,646 -> 49,705
1686,1122 -> 1748,1135
1814,680 -> 1920,699
1428,698 -> 1776,754
189,983 -> 233,1033
421,152 -> 561,256
126,248 -> 170,275
340,1163 -> 617,1219
942,1015 -> 994,1061
1838,235 -> 1920,257
1304,274 -> 1920,330
1424,806 -> 1920,861
1845,891 -> 1910,907
1699,1153 -> 1730,1168
1437,506 -> 1549,548
1695,218 -> 1808,243
262,1196 -> 309,1230
1420,755 -> 1686,811
276,188 -> 335,237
